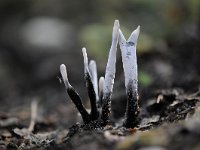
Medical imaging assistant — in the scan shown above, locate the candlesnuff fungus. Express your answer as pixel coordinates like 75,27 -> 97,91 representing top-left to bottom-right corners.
60,64 -> 91,123
82,48 -> 99,120
60,20 -> 140,128
119,26 -> 140,128
101,20 -> 119,125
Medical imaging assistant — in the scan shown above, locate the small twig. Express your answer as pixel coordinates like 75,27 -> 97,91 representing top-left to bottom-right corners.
14,100 -> 39,137
28,100 -> 38,132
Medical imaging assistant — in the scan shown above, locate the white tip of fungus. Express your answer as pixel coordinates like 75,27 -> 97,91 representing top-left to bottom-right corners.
82,47 -> 89,73
89,60 -> 97,80
60,64 -> 71,89
119,26 -> 140,90
89,60 -> 98,99
114,20 -> 120,28
119,29 -> 126,44
89,60 -> 96,72
112,20 -> 120,44
99,77 -> 104,94
103,20 -> 119,95
127,25 -> 140,44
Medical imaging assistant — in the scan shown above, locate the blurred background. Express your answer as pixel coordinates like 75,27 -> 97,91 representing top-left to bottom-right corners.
0,0 -> 199,126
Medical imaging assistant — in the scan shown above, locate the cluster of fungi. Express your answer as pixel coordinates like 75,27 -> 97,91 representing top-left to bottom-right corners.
60,20 -> 140,128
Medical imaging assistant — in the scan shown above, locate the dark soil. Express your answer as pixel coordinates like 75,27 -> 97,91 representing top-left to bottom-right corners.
1,88 -> 200,150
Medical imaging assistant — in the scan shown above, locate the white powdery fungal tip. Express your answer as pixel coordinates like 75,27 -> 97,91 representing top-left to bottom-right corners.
127,25 -> 140,44
112,20 -> 120,42
89,60 -> 97,80
119,29 -> 126,44
60,64 -> 71,89
119,26 -> 140,91
82,47 -> 89,73
114,20 -> 120,28
89,60 -> 98,100
103,20 -> 120,95
99,77 -> 104,95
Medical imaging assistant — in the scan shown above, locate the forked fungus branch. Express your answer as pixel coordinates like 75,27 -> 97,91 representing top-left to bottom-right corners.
119,26 -> 140,128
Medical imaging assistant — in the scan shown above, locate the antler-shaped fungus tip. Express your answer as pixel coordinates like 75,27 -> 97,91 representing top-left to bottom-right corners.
89,60 -> 99,101
82,47 -> 89,73
127,25 -> 140,43
114,20 -> 119,30
60,64 -> 71,89
111,20 -> 120,46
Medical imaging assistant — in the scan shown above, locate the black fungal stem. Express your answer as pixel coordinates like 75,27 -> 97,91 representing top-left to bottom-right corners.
85,73 -> 99,120
123,81 -> 139,128
101,93 -> 111,126
98,90 -> 103,108
67,87 -> 91,124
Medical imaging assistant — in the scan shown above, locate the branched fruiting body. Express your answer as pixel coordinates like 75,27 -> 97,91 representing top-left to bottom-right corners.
119,26 -> 140,128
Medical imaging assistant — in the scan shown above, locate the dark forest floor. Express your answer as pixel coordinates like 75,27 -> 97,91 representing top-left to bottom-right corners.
0,88 -> 200,150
